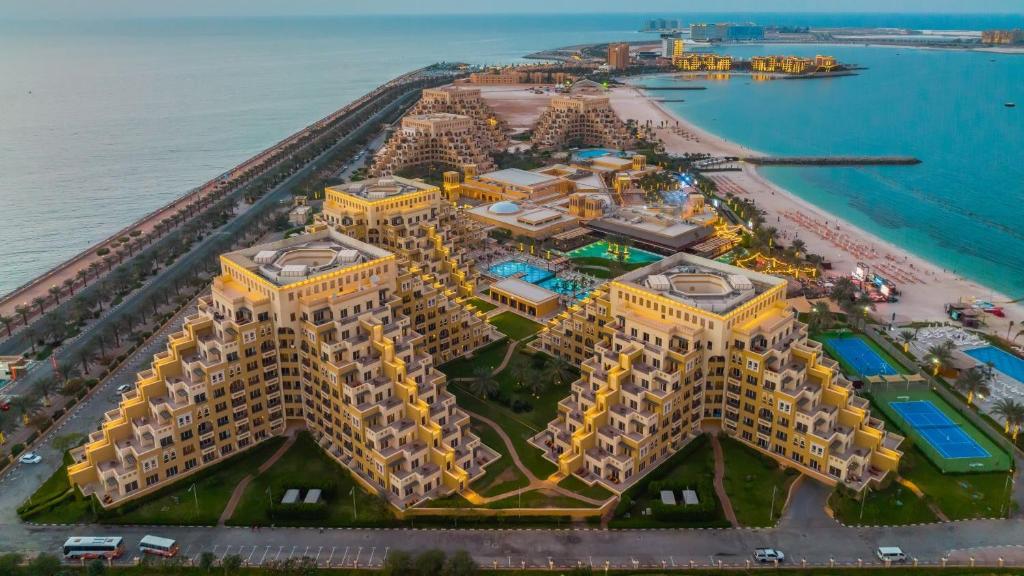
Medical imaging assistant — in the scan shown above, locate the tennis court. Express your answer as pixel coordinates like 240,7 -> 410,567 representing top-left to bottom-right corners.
871,387 -> 1011,473
890,400 -> 989,459
824,334 -> 900,376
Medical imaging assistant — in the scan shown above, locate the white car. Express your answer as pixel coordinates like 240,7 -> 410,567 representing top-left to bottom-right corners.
753,548 -> 785,563
116,384 -> 132,394
876,547 -> 907,563
19,452 -> 42,464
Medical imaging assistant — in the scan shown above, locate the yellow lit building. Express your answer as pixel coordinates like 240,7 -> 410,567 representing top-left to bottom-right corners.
677,54 -> 733,72
410,86 -> 508,153
68,229 -> 500,508
370,113 -> 496,177
531,95 -> 634,151
982,29 -> 1024,44
488,278 -> 562,318
531,253 -> 902,494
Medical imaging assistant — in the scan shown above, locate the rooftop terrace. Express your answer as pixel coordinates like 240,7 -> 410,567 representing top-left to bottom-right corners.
616,252 -> 785,314
224,229 -> 392,286
327,176 -> 437,201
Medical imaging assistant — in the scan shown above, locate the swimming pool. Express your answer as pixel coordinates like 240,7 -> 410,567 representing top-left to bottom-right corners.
536,277 -> 592,300
965,346 -> 1024,383
573,148 -> 619,160
825,335 -> 899,376
488,260 -> 553,284
568,241 -> 663,265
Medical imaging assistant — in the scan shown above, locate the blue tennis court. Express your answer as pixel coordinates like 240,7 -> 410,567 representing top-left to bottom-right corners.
890,400 -> 990,459
825,336 -> 899,376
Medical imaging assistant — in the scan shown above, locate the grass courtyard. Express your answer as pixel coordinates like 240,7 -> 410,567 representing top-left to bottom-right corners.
488,311 -> 543,341
226,433 -> 393,527
466,297 -> 497,313
719,437 -> 799,527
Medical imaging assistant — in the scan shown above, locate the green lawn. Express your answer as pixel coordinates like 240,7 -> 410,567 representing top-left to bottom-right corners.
488,311 -> 543,341
719,437 -> 798,527
487,489 -> 594,509
226,432 -> 393,527
899,441 -> 1013,520
466,297 -> 498,313
448,384 -> 558,479
557,474 -> 614,501
467,421 -> 531,498
23,437 -> 287,525
610,435 -> 729,528
438,339 -> 510,380
829,481 -> 938,526
19,452 -> 75,519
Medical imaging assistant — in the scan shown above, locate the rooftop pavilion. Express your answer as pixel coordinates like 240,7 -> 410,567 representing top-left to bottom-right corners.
223,228 -> 392,286
328,176 -> 436,202
617,252 -> 785,315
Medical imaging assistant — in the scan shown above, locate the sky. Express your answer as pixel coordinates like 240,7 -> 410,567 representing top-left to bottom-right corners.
2,0 -> 1021,20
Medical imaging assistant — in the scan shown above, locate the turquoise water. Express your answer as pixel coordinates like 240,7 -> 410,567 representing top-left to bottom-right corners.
569,241 -> 663,264
647,45 -> 1024,298
488,260 -> 554,284
574,148 -> 621,160
965,346 -> 1024,383
536,277 -> 592,300
3,14 -> 1024,296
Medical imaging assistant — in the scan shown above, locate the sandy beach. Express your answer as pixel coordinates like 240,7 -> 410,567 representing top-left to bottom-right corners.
478,81 -> 1022,329
608,82 -> 1023,327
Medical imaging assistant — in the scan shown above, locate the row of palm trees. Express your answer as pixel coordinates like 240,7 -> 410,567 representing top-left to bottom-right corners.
467,353 -> 576,399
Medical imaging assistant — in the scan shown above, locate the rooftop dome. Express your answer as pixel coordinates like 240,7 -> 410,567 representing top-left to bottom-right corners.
489,201 -> 521,215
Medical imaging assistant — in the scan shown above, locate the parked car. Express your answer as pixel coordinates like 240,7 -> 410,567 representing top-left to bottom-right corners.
753,548 -> 785,563
876,547 -> 907,563
19,452 -> 42,465
115,384 -> 132,394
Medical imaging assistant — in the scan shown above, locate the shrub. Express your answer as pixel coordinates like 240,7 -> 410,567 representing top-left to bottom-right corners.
270,502 -> 327,521
10,444 -> 25,457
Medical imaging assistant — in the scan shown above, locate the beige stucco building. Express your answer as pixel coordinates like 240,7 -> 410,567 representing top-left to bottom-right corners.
371,113 -> 496,177
410,86 -> 508,153
531,95 -> 634,151
532,253 -> 902,494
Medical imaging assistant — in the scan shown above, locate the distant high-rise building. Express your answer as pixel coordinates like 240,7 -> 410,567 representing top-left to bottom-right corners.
691,23 -> 764,42
660,33 -> 682,58
607,43 -> 631,71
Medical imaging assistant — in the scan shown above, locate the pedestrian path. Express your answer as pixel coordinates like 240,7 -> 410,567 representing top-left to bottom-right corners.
218,430 -> 299,526
710,434 -> 739,527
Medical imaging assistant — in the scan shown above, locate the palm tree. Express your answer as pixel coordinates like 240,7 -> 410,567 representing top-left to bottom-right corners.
806,302 -> 834,334
14,304 -> 30,326
507,357 -> 531,392
0,314 -> 13,337
955,366 -> 991,406
926,340 -> 956,376
37,377 -> 57,407
12,395 -> 38,425
48,285 -> 63,304
76,268 -> 90,287
31,296 -> 47,315
991,398 -> 1024,439
791,238 -> 807,258
62,277 -> 76,296
545,357 -> 575,387
898,329 -> 916,353
469,366 -> 499,398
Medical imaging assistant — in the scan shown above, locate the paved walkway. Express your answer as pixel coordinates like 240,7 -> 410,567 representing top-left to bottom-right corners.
218,431 -> 299,526
710,434 -> 739,527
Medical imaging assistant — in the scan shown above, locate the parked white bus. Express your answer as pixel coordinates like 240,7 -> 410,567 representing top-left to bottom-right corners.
62,536 -> 125,560
139,535 -> 179,557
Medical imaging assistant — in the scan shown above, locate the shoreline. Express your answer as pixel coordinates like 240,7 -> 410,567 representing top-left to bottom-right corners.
607,82 -> 1023,327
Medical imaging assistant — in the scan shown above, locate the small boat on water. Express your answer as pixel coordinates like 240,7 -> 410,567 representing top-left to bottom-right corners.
1006,102 -> 1017,108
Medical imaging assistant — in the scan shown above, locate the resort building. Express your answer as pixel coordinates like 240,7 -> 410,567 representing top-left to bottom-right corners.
409,86 -> 508,153
466,200 -> 579,240
532,285 -> 614,368
67,229 -> 499,509
370,113 -> 495,177
982,29 -> 1024,45
750,55 -> 820,75
531,95 -> 634,151
488,278 -> 561,319
586,204 -> 717,252
676,54 -> 734,72
531,253 -> 902,494
314,176 -> 497,363
466,66 -> 579,86
606,43 -> 631,71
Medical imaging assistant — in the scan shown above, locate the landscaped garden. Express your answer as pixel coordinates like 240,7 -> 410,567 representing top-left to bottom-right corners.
22,437 -> 287,525
609,435 -> 729,528
226,433 -> 393,527
719,437 -> 799,527
466,297 -> 497,313
488,311 -> 543,341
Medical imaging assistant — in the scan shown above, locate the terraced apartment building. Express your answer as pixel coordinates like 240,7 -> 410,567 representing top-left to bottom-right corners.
531,253 -> 902,494
531,95 -> 634,151
68,229 -> 499,508
312,176 -> 496,364
409,86 -> 509,152
371,113 -> 496,177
